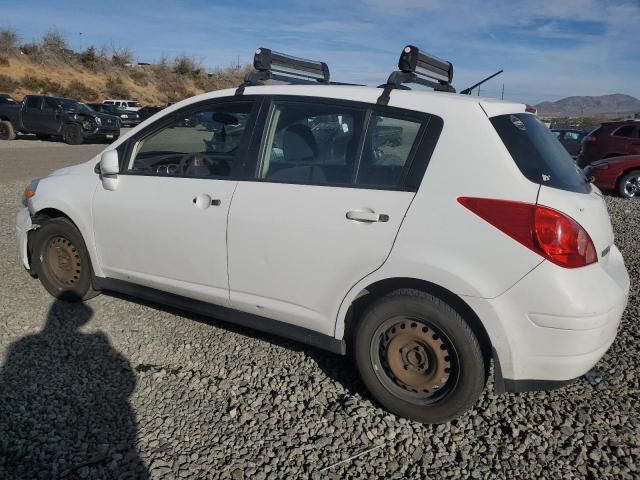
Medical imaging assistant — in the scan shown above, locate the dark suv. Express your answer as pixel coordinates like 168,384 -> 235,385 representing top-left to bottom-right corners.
577,120 -> 640,167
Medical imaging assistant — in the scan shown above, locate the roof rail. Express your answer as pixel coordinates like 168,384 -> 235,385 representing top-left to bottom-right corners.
377,45 -> 455,106
236,48 -> 330,95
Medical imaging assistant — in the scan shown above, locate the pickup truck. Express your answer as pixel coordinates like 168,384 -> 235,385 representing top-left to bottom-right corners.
0,95 -> 120,144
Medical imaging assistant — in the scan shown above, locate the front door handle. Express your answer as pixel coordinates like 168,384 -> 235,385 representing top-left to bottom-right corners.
193,194 -> 221,209
346,210 -> 389,223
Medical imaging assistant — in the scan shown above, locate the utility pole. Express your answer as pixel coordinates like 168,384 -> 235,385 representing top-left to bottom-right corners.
501,83 -> 504,100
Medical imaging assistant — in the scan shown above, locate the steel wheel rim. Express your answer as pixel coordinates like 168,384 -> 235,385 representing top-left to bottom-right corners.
624,176 -> 640,197
45,236 -> 81,287
370,316 -> 459,404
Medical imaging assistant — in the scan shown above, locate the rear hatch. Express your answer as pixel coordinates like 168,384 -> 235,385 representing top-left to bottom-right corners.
489,111 -> 614,265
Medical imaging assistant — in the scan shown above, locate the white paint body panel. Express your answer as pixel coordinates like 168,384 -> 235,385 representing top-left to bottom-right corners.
227,182 -> 414,335
17,84 -> 630,384
92,175 -> 236,305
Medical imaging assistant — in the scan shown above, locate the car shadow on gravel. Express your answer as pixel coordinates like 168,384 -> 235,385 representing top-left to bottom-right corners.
107,292 -> 371,400
0,297 -> 149,479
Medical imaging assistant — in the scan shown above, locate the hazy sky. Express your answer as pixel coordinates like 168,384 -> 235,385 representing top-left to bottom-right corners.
3,0 -> 639,103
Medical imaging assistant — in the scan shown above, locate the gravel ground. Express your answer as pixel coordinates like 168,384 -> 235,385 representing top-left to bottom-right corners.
0,173 -> 638,478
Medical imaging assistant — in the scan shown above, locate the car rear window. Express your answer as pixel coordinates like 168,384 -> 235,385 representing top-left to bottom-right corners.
490,113 -> 589,193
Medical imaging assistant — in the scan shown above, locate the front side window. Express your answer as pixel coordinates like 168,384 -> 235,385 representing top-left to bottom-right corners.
43,98 -> 59,111
257,101 -> 365,185
128,102 -> 253,178
356,114 -> 422,188
25,97 -> 40,109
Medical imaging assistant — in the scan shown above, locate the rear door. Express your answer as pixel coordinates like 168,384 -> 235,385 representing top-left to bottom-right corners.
227,96 -> 437,335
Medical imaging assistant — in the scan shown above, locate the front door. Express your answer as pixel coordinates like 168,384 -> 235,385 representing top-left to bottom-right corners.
227,98 -> 434,335
92,98 -> 258,305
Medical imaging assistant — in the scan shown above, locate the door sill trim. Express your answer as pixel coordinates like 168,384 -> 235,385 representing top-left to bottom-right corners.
93,277 -> 347,355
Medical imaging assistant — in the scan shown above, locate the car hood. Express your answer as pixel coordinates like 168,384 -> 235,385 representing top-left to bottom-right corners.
49,156 -> 101,177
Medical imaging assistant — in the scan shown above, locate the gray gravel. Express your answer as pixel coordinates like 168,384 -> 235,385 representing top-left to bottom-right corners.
0,172 -> 638,478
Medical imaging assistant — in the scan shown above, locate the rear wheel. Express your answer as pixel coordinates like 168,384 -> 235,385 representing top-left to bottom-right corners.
32,218 -> 99,301
618,170 -> 640,199
63,124 -> 84,145
354,289 -> 486,423
0,120 -> 16,140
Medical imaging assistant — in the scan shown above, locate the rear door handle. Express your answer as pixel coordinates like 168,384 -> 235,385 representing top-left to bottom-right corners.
346,210 -> 389,223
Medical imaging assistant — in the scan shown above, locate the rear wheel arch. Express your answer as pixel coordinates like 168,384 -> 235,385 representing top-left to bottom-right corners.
342,277 -> 493,374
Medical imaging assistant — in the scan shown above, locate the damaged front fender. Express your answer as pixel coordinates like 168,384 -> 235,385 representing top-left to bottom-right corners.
15,207 -> 39,272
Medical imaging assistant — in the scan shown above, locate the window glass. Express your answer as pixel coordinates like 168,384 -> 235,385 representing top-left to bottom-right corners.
564,132 -> 580,141
356,114 -> 421,188
25,97 -> 40,109
613,125 -> 635,138
129,103 -> 253,178
43,98 -> 59,111
257,102 -> 365,185
490,113 -> 589,193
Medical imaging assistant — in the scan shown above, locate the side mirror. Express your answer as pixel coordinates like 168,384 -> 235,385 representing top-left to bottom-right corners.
99,150 -> 119,190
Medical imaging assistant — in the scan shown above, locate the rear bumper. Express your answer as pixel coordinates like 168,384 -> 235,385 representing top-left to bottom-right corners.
467,244 -> 630,391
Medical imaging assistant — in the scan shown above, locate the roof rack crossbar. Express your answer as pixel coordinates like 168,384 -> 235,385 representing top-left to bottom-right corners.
377,45 -> 455,106
236,48 -> 330,95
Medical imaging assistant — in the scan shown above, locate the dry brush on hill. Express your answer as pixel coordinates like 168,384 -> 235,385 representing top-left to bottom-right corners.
0,28 -> 250,105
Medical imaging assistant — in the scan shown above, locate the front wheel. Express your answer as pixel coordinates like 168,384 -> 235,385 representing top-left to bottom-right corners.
618,170 -> 640,199
32,217 -> 99,301
354,289 -> 486,423
63,124 -> 84,145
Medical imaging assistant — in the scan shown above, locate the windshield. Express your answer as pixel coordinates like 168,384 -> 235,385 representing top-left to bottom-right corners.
59,99 -> 94,114
490,113 -> 590,194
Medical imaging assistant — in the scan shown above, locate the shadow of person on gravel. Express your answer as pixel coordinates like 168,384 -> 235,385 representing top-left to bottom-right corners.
0,296 -> 148,479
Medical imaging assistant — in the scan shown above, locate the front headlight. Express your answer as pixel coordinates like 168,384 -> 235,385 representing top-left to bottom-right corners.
121,114 -> 128,119
22,179 -> 40,206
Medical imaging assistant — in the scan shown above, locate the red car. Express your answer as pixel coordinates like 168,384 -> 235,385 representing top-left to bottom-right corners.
578,120 -> 640,167
587,155 -> 640,198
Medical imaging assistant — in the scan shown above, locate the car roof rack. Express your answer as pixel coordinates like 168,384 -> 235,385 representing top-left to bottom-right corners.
377,45 -> 455,106
236,48 -> 331,95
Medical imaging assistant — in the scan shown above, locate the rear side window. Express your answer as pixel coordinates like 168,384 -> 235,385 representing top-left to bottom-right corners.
491,113 -> 589,193
356,114 -> 422,188
613,125 -> 636,138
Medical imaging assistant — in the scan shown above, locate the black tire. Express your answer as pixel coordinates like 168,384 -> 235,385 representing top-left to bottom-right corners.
63,124 -> 84,145
0,120 -> 16,140
354,288 -> 486,424
618,170 -> 640,199
32,217 -> 99,302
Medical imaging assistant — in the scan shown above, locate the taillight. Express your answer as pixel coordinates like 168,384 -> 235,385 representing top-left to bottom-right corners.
525,105 -> 537,114
458,197 -> 597,268
584,135 -> 597,143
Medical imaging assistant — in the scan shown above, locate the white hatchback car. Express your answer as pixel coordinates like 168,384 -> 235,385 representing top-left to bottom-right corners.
16,47 -> 630,423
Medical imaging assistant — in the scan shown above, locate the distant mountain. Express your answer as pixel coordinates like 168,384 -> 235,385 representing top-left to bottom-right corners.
536,94 -> 640,117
